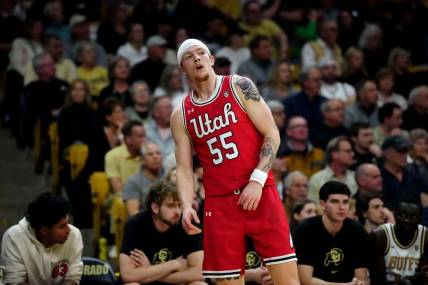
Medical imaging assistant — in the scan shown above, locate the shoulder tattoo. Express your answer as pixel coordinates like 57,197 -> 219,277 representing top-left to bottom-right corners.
236,77 -> 261,102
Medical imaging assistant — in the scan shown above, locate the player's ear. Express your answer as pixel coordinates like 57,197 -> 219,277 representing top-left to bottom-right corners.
210,54 -> 215,66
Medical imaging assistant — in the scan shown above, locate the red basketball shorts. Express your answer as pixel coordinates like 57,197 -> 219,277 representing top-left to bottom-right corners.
202,185 -> 296,279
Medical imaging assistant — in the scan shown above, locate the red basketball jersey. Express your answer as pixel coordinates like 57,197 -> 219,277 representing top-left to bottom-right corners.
182,75 -> 275,197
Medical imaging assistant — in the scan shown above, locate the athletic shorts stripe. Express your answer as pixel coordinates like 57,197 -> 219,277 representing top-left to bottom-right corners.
263,253 -> 297,265
203,269 -> 241,279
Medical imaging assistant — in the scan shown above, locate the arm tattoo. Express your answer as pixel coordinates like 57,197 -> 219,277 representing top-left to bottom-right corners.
236,77 -> 261,102
260,137 -> 277,172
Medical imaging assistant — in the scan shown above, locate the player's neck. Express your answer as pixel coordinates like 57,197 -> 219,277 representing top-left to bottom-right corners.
192,74 -> 218,101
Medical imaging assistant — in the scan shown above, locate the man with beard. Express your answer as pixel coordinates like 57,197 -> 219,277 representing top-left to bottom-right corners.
119,181 -> 205,285
369,202 -> 428,285
1,192 -> 83,285
171,39 -> 298,285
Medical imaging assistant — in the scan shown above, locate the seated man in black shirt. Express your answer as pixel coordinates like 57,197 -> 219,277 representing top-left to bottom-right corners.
119,181 -> 205,285
294,181 -> 369,285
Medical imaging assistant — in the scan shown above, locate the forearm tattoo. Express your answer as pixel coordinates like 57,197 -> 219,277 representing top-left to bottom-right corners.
236,77 -> 261,102
260,137 -> 278,172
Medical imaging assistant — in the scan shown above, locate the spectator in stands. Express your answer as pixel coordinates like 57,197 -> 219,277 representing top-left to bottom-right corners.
301,16 -> 344,75
289,199 -> 318,235
309,136 -> 358,203
344,79 -> 379,128
153,65 -> 187,108
91,98 -> 127,171
357,24 -> 386,78
123,142 -> 164,216
294,181 -> 369,284
105,120 -> 145,193
357,192 -> 388,233
1,192 -> 83,285
164,27 -> 189,65
43,1 -> 70,44
369,202 -> 428,285
99,56 -> 132,106
375,68 -> 407,110
319,58 -> 356,106
237,35 -> 276,89
355,163 -> 383,200
239,0 -> 288,60
380,135 -> 428,210
58,79 -> 98,230
200,8 -> 227,54
409,129 -> 428,184
283,171 -> 309,220
119,181 -> 205,285
388,47 -> 415,98
97,2 -> 129,54
283,67 -> 327,131
279,116 -> 324,178
67,14 -> 107,67
22,52 -> 68,168
267,100 -> 287,138
373,103 -> 409,146
8,19 -> 43,77
24,34 -> 76,85
262,60 -> 300,101
215,25 -> 250,74
311,99 -> 348,149
349,123 -> 381,169
130,35 -> 167,91
213,56 -> 232,76
117,22 -> 147,67
403,85 -> 428,132
76,41 -> 109,98
125,81 -> 152,124
342,46 -> 367,88
146,96 -> 174,161
4,19 -> 44,135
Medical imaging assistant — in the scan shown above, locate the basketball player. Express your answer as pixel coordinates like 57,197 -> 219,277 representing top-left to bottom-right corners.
171,38 -> 299,285
369,202 -> 428,285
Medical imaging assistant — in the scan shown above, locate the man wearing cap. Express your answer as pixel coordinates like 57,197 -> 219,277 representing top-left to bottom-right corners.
294,181 -> 369,285
380,135 -> 428,210
171,39 -> 299,284
130,35 -> 167,91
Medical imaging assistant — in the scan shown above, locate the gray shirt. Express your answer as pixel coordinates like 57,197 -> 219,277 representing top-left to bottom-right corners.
344,102 -> 379,128
145,120 -> 175,159
123,169 -> 165,209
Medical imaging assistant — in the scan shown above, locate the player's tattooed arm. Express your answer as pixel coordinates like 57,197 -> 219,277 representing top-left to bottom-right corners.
260,136 -> 278,172
236,77 -> 261,102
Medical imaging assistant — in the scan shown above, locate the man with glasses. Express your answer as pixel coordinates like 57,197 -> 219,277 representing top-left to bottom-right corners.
309,136 -> 358,204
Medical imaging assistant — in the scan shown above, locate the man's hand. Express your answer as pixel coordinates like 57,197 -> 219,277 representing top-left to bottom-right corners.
182,206 -> 202,235
238,181 -> 263,211
261,267 -> 273,285
129,249 -> 150,267
173,256 -> 188,272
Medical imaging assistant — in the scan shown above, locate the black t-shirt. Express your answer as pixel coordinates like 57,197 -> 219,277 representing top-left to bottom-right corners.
294,216 -> 369,283
120,211 -> 203,284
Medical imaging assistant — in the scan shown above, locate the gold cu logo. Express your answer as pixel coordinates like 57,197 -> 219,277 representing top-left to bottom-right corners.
324,248 -> 344,267
152,248 -> 172,264
246,251 -> 261,269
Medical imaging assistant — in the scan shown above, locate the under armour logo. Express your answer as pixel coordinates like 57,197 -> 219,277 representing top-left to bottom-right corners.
187,108 -> 194,114
205,211 -> 212,217
224,91 -> 229,97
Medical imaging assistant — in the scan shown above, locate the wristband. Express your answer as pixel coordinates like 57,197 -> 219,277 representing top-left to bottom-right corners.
249,169 -> 268,187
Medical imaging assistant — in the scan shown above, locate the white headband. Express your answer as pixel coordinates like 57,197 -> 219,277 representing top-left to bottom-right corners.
177,39 -> 211,65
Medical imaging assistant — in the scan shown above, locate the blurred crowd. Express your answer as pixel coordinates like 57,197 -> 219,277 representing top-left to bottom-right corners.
1,0 -> 428,283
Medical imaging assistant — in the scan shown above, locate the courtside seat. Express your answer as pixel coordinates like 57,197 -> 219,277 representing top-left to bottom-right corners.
89,172 -> 110,244
80,256 -> 116,285
67,143 -> 89,180
48,122 -> 60,189
112,196 -> 127,263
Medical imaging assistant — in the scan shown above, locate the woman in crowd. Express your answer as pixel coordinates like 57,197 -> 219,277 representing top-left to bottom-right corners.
283,170 -> 310,221
262,60 -> 300,101
289,199 -> 318,235
153,65 -> 187,108
99,56 -> 132,106
97,2 -> 129,54
342,46 -> 367,88
117,22 -> 147,67
375,68 -> 407,110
